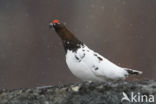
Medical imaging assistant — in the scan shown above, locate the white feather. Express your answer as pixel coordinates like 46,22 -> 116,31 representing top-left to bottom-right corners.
66,45 -> 129,82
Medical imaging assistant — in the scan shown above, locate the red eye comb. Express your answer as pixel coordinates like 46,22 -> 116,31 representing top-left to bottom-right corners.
52,19 -> 60,24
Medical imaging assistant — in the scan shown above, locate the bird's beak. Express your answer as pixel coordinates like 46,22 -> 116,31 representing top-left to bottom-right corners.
49,22 -> 53,29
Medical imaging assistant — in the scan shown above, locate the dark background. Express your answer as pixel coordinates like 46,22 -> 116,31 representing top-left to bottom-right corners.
0,0 -> 155,89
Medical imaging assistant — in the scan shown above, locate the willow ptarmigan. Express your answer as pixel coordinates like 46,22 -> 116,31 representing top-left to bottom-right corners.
49,19 -> 142,82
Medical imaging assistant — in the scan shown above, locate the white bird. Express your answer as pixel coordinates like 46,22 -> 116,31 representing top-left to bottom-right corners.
49,19 -> 142,82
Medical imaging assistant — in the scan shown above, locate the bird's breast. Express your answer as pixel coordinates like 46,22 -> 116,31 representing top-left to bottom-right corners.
65,49 -> 102,81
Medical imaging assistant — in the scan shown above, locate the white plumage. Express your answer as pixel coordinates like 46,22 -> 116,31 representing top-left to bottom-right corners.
66,45 -> 131,81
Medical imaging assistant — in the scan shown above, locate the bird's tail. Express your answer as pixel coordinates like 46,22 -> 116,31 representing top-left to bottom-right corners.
124,68 -> 143,75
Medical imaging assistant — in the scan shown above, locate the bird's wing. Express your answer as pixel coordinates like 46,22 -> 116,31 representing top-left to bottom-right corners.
89,53 -> 127,80
76,46 -> 127,79
76,46 -> 113,78
88,52 -> 113,78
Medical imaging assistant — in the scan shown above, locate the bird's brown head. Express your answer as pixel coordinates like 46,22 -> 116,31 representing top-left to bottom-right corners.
49,19 -> 78,41
49,19 -> 65,30
49,19 -> 83,52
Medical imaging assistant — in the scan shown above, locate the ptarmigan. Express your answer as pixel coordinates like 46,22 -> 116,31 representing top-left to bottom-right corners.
49,19 -> 142,82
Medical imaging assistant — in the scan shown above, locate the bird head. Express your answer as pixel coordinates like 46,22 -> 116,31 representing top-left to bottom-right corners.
49,18 -> 82,50
49,19 -> 65,30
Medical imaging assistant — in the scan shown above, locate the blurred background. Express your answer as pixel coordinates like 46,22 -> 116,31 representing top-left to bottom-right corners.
0,0 -> 156,89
